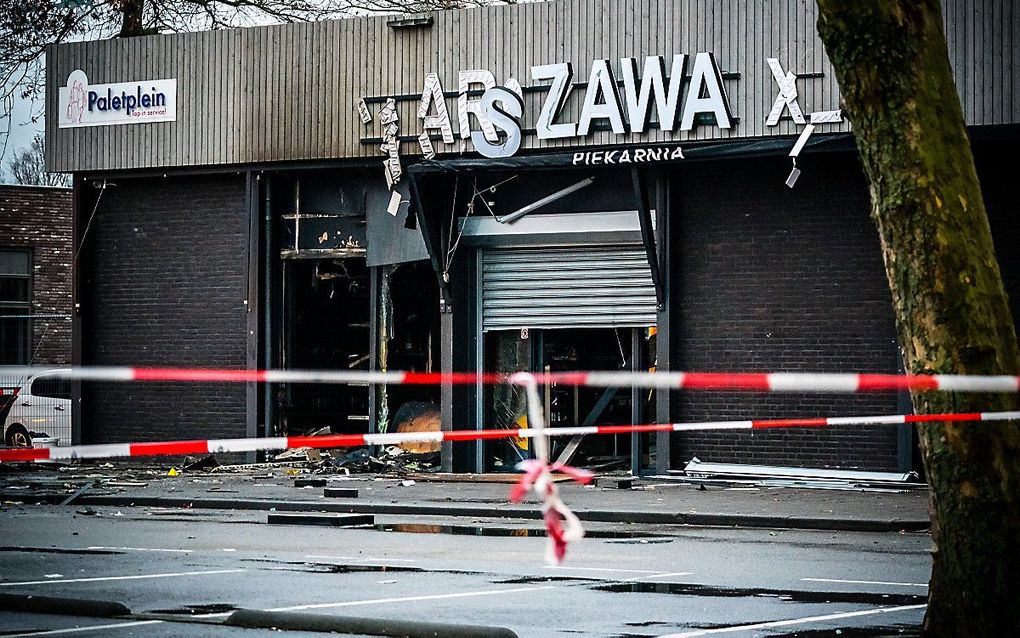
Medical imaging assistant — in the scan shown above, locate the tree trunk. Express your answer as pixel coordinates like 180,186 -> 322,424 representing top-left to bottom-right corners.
814,1 -> 1020,635
117,0 -> 146,38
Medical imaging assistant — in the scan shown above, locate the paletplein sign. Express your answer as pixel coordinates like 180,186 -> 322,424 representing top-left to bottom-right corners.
59,69 -> 177,128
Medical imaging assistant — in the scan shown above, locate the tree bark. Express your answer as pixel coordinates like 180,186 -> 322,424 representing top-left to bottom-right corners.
117,0 -> 146,38
814,1 -> 1020,635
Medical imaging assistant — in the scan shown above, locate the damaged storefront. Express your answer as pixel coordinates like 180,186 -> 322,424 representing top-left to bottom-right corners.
46,0 -> 1017,475
266,169 -> 441,450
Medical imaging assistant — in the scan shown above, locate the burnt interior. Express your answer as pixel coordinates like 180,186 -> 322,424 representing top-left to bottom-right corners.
269,169 -> 439,437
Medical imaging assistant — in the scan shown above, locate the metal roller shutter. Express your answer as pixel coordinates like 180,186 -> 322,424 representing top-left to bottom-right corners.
481,245 -> 657,330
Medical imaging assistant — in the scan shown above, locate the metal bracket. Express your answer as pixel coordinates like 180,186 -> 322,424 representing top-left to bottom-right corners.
406,170 -> 449,306
631,168 -> 665,309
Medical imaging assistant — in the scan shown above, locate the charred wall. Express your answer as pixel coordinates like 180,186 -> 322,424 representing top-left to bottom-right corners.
78,174 -> 248,444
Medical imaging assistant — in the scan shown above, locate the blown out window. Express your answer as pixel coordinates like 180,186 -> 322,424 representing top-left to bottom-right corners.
0,249 -> 31,365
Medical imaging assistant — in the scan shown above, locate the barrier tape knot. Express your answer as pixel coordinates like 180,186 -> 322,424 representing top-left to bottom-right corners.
509,459 -> 593,564
507,371 -> 594,564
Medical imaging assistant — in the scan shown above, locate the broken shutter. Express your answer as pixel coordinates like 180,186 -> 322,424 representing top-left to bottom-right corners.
481,245 -> 657,331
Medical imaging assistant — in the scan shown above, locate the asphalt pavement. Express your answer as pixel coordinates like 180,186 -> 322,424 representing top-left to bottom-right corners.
0,490 -> 931,637
0,461 -> 934,635
0,461 -> 930,534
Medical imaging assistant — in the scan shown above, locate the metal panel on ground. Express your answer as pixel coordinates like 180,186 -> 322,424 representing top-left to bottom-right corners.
481,246 -> 657,331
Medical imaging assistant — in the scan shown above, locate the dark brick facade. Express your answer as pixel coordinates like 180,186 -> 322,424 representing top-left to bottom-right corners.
978,141 -> 1020,331
0,185 -> 73,367
78,175 -> 248,444
69,141 -> 1016,466
671,153 -> 903,470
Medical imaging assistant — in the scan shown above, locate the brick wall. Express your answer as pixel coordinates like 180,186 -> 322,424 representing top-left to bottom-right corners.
79,174 -> 248,444
0,185 -> 73,367
671,153 -> 902,470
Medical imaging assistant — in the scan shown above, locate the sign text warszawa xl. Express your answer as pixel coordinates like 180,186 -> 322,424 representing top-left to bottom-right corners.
361,53 -> 733,160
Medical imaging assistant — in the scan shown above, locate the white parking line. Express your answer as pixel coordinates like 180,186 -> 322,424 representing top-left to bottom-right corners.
802,577 -> 928,587
304,554 -> 418,563
86,546 -> 192,554
543,566 -> 669,574
5,620 -> 162,637
622,572 -> 693,581
267,585 -> 556,612
3,585 -> 555,636
655,604 -> 927,637
0,569 -> 245,587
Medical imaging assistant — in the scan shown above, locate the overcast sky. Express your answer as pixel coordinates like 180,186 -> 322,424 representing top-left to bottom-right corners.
1,79 -> 47,184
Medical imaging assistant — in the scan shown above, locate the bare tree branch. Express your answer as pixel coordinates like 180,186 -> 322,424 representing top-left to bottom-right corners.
5,134 -> 70,186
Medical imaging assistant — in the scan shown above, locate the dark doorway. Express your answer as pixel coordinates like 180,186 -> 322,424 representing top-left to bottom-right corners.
279,258 -> 370,435
483,327 -> 655,473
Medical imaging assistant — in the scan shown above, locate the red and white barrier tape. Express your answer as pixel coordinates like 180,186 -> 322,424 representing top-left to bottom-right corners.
9,364 -> 1016,566
550,371 -> 1020,393
3,410 -> 1017,465
2,366 -> 1020,393
5,406 -> 1018,565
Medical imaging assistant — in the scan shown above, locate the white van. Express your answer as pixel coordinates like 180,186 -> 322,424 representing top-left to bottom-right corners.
2,374 -> 72,447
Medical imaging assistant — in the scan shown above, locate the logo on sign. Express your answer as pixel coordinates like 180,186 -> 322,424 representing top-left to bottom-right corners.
58,70 -> 177,128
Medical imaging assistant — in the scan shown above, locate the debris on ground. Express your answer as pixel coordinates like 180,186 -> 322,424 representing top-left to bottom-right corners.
104,480 -> 148,488
392,402 -> 441,454
273,427 -> 331,462
330,448 -> 371,471
183,455 -> 220,472
211,462 -> 309,473
267,441 -> 440,477
666,458 -> 926,492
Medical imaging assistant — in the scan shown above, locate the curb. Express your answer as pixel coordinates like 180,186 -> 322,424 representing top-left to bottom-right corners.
267,512 -> 374,527
2,492 -> 929,533
0,592 -> 131,617
227,609 -> 519,637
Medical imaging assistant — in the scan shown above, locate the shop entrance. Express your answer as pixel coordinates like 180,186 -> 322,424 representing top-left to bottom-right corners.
484,326 -> 656,474
266,168 -> 441,442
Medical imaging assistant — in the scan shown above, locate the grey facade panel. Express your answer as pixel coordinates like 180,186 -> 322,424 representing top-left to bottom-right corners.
941,0 -> 1019,126
46,0 -> 1013,173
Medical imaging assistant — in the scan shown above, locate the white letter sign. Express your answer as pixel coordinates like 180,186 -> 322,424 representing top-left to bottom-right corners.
577,59 -> 626,136
418,73 -> 455,144
472,87 -> 524,159
765,58 -> 806,126
680,52 -> 733,130
531,63 -> 576,140
620,54 -> 687,133
458,70 -> 498,143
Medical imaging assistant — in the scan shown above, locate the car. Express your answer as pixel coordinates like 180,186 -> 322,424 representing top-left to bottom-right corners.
2,372 -> 72,448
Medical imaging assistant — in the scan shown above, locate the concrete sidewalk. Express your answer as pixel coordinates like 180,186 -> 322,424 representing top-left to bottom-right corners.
0,463 -> 930,533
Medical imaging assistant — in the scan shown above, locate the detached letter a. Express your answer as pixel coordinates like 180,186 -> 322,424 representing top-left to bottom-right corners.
418,73 -> 455,144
